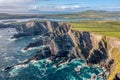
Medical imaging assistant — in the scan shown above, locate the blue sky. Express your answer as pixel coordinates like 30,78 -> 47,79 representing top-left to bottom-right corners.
0,0 -> 120,14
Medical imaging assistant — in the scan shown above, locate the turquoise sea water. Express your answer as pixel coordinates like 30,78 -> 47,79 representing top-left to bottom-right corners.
0,28 -> 107,80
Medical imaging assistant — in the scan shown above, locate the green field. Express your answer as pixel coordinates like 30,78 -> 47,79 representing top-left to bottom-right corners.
69,20 -> 120,38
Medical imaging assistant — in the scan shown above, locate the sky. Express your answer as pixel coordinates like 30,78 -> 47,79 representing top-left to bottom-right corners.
0,0 -> 120,14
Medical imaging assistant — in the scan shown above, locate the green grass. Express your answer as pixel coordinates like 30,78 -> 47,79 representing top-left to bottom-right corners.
70,20 -> 120,38
108,48 -> 120,80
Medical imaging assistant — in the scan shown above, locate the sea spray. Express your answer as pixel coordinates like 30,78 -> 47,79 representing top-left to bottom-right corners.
9,64 -> 28,77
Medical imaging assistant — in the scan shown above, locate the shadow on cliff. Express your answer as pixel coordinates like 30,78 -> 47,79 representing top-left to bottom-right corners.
87,41 -> 108,64
79,32 -> 93,58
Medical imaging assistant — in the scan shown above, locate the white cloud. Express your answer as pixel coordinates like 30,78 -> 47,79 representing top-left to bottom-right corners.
0,0 -> 36,13
56,5 -> 88,11
30,4 -> 88,12
0,0 -> 88,13
0,0 -> 34,4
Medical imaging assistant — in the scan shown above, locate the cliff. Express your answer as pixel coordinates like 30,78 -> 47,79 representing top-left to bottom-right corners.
2,21 -> 120,80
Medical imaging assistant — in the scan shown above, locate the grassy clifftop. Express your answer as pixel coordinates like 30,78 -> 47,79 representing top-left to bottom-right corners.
108,48 -> 120,80
45,10 -> 120,19
70,20 -> 120,38
69,20 -> 120,79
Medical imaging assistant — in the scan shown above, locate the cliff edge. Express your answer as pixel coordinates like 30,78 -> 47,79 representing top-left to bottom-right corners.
2,21 -> 120,80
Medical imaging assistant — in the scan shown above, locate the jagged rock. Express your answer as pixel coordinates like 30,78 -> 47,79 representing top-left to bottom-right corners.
87,40 -> 108,64
0,24 -> 9,28
10,21 -> 59,38
0,23 -> 16,28
11,21 -> 119,66
3,20 -> 120,80
24,39 -> 45,50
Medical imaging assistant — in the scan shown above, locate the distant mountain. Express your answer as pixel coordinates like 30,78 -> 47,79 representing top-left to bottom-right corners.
45,10 -> 120,18
0,13 -> 13,19
29,9 -> 74,14
0,10 -> 120,19
0,13 -> 45,19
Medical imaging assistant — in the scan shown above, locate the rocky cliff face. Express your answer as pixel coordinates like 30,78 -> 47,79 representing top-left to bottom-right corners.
2,21 -> 120,80
114,73 -> 120,80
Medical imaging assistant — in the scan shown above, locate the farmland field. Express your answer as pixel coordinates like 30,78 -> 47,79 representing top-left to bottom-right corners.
70,20 -> 120,38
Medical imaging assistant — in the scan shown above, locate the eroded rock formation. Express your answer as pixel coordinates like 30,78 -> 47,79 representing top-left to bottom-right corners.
2,21 -> 120,80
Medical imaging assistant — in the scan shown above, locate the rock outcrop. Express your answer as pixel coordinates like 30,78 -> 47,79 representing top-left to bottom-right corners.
2,21 -> 120,80
11,21 -> 59,38
114,73 -> 120,80
0,23 -> 16,28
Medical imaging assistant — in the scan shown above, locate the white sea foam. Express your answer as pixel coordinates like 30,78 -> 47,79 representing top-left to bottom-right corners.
14,64 -> 28,69
46,59 -> 52,63
41,69 -> 46,75
21,48 -> 35,53
30,60 -> 41,68
32,37 -> 36,40
9,70 -> 19,77
32,36 -> 43,40
74,65 -> 82,72
90,74 -> 97,80
21,49 -> 27,53
30,59 -> 48,76
56,63 -> 69,71
17,59 -> 28,63
9,38 -> 17,42
53,65 -> 57,68
30,60 -> 38,63
27,47 -> 34,50
9,64 -> 28,77
70,59 -> 86,66
21,45 -> 46,53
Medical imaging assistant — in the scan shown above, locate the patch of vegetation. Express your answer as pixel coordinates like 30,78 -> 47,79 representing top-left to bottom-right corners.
45,10 -> 120,19
70,20 -> 120,38
108,48 -> 120,80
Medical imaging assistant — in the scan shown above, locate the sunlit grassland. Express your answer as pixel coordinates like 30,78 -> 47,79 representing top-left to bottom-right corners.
70,20 -> 120,38
108,48 -> 120,80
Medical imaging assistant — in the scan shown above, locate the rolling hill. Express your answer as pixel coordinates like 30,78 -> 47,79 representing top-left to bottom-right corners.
0,10 -> 120,19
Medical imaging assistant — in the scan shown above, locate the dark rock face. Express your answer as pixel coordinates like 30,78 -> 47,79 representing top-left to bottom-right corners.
10,21 -> 110,65
114,73 -> 120,80
9,21 -> 59,38
87,41 -> 108,64
24,39 -> 45,50
0,23 -> 16,28
78,32 -> 93,58
0,24 -> 9,28
3,21 -> 120,79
